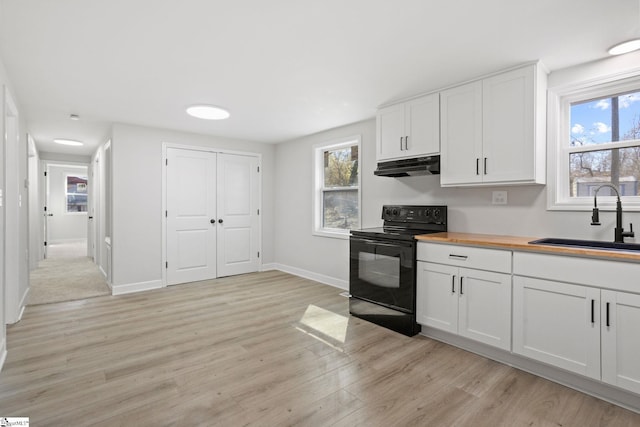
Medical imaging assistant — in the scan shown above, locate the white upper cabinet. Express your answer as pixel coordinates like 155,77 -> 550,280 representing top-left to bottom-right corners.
440,81 -> 483,185
376,92 -> 440,161
440,62 -> 547,186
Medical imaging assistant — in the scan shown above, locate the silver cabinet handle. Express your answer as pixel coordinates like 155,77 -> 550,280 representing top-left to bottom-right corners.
448,254 -> 468,260
400,137 -> 404,151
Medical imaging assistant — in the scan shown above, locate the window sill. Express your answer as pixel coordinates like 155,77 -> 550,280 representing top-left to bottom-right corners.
312,229 -> 350,240
548,199 -> 640,212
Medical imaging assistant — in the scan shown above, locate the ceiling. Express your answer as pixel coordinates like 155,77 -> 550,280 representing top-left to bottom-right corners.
1,0 -> 639,156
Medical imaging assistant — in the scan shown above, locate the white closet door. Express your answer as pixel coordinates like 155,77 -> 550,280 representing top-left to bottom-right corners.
216,153 -> 260,277
166,148 -> 217,285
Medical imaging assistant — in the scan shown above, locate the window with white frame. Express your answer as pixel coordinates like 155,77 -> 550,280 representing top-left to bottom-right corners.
550,74 -> 640,210
313,136 -> 361,237
66,174 -> 88,213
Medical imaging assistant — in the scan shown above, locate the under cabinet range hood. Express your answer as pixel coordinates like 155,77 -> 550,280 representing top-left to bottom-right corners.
374,155 -> 440,177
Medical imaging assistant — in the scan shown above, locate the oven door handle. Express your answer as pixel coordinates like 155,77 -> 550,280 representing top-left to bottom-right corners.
350,237 -> 413,248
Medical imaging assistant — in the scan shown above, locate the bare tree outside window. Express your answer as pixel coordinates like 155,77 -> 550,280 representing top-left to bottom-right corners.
321,144 -> 359,229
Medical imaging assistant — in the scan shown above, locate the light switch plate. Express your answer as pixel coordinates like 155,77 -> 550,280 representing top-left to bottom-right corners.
492,191 -> 508,205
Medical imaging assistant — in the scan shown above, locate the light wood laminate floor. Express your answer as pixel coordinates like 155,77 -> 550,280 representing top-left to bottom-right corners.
1,271 -> 639,426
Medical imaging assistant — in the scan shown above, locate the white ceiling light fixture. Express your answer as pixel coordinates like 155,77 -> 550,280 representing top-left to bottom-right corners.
186,104 -> 230,120
69,114 -> 80,120
610,1 -> 640,55
608,39 -> 640,55
54,138 -> 84,146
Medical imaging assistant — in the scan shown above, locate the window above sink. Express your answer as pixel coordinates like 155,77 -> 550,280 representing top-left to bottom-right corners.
548,71 -> 640,211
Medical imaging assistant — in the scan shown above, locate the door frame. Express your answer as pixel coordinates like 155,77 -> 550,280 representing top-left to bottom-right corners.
42,160 -> 90,258
161,142 -> 262,287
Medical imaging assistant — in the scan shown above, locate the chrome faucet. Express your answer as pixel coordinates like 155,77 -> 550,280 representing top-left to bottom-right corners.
590,184 -> 634,243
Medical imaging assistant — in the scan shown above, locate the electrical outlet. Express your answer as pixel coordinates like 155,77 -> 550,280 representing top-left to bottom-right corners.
492,191 -> 508,205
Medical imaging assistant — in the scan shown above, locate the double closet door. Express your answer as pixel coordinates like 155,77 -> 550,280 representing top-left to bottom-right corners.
166,148 -> 260,285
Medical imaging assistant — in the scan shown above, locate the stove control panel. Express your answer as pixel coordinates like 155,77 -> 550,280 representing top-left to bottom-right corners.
382,205 -> 447,225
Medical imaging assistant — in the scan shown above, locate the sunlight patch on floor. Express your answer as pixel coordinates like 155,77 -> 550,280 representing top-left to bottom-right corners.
296,304 -> 349,348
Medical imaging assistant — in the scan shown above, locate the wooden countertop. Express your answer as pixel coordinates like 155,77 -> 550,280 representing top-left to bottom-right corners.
415,232 -> 640,262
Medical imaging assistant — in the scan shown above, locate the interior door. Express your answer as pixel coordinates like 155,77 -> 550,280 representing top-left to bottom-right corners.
166,148 -> 217,285
216,153 -> 260,277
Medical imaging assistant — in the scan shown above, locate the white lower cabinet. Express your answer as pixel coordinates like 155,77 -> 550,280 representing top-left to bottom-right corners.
513,251 -> 640,395
512,276 -> 601,379
417,260 -> 511,351
601,290 -> 640,394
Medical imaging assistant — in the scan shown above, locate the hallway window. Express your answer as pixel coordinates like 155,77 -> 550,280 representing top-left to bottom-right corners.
66,174 -> 88,212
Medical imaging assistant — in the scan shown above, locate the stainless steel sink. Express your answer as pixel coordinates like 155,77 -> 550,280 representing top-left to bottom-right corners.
529,237 -> 640,252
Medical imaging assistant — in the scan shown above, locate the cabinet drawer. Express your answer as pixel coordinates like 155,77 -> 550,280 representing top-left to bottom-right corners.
513,252 -> 640,294
417,243 -> 511,273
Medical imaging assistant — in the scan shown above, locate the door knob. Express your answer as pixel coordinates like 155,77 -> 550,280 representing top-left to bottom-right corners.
218,219 -> 223,224
210,219 -> 216,224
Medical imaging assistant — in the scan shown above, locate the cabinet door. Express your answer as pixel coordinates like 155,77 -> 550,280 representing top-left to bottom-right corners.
482,65 -> 535,183
513,276 -> 600,379
405,93 -> 440,157
458,268 -> 511,351
376,103 -> 405,161
601,290 -> 640,394
440,81 -> 483,186
416,262 -> 458,333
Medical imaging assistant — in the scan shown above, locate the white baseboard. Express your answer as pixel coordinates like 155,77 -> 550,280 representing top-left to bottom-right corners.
49,238 -> 87,244
261,263 -> 278,271
7,287 -> 29,324
0,338 -> 6,373
97,265 -> 113,290
17,287 -> 29,322
266,263 -> 348,290
111,279 -> 163,296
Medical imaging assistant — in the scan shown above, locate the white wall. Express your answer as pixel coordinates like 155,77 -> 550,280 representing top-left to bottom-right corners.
0,44 -> 29,358
110,123 -> 275,291
274,53 -> 640,288
0,53 -> 7,368
45,164 -> 89,243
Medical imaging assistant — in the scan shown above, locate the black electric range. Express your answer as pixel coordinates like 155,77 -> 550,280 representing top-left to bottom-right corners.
349,205 -> 447,336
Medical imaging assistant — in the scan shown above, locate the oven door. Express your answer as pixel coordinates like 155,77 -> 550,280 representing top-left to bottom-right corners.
349,235 -> 416,313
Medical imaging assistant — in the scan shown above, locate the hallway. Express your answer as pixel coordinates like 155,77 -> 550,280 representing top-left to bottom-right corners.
29,240 -> 110,305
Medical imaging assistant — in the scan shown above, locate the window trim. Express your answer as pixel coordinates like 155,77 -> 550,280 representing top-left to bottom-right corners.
312,135 -> 361,239
548,70 -> 640,211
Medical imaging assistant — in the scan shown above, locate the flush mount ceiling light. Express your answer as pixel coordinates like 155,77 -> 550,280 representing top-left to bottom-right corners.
608,39 -> 640,55
610,1 -> 640,55
54,138 -> 83,146
186,104 -> 230,120
69,114 -> 80,121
